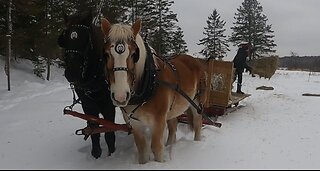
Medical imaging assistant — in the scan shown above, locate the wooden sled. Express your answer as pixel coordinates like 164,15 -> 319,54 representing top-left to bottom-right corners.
204,59 -> 250,117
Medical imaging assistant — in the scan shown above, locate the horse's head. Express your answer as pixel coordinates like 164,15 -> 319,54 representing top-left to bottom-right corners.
58,10 -> 97,85
101,18 -> 144,107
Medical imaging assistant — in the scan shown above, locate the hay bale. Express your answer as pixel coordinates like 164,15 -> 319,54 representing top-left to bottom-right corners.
248,55 -> 279,79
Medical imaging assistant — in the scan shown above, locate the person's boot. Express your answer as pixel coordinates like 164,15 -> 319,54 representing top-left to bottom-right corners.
236,83 -> 245,94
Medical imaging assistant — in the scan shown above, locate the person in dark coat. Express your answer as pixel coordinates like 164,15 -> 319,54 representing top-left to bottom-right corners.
232,42 -> 253,94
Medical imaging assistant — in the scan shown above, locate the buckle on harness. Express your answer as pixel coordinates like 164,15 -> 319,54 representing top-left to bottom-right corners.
75,126 -> 94,140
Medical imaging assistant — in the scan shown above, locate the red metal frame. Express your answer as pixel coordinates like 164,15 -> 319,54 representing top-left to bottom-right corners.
64,109 -> 130,133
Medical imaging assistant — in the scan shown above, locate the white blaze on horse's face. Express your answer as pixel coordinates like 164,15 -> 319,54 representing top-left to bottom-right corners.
101,18 -> 142,107
110,41 -> 131,106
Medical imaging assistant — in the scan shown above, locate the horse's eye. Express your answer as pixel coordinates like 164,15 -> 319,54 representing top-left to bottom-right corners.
132,51 -> 139,63
104,53 -> 109,59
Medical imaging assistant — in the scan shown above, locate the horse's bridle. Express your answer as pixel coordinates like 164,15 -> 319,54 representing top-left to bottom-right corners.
104,38 -> 139,94
59,24 -> 93,84
60,24 -> 93,51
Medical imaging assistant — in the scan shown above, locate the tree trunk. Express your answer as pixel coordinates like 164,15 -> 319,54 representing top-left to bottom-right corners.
45,0 -> 51,81
6,0 -> 12,91
46,57 -> 51,81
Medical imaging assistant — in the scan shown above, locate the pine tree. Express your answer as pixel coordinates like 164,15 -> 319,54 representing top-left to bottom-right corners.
127,0 -> 157,40
198,9 -> 229,59
10,0 -> 39,60
32,56 -> 46,79
38,0 -> 65,80
170,26 -> 188,55
230,0 -> 276,59
147,0 -> 182,56
0,0 -> 7,56
60,0 -> 128,23
101,0 -> 129,23
61,0 -> 95,14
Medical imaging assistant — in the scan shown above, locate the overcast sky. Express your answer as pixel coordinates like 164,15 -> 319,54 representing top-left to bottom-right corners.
172,0 -> 320,60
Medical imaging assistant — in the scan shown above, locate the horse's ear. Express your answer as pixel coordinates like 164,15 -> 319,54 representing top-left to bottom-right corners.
83,9 -> 93,26
63,11 -> 68,25
132,18 -> 141,37
101,18 -> 111,36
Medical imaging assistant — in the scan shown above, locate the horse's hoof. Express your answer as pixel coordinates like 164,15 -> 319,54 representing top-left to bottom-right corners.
154,154 -> 164,163
108,147 -> 115,156
154,157 -> 164,163
91,147 -> 102,159
138,159 -> 148,164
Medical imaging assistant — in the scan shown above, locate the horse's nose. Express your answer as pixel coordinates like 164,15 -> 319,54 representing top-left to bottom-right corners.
111,91 -> 130,105
126,91 -> 130,101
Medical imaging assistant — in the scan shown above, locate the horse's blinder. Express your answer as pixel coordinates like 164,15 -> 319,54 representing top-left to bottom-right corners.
131,41 -> 140,63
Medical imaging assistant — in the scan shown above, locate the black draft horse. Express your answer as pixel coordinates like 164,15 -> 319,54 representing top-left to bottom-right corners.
57,10 -> 116,158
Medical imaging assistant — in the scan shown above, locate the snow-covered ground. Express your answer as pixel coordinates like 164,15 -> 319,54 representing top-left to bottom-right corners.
1,59 -> 320,169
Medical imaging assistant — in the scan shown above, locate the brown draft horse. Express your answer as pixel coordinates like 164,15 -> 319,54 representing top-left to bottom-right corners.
101,18 -> 208,164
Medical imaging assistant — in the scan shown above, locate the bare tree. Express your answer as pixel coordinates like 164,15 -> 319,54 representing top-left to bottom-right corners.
6,0 -> 12,91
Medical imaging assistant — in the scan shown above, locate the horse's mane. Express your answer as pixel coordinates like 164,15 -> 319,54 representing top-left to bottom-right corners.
134,33 -> 147,82
108,23 -> 147,83
91,24 -> 104,57
108,24 -> 133,42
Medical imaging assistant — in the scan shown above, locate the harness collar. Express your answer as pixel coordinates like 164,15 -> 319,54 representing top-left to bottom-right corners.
128,43 -> 157,105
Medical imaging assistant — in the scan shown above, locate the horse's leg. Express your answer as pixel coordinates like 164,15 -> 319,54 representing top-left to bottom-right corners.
192,108 -> 202,141
84,106 -> 102,158
166,118 -> 178,146
189,70 -> 208,141
100,92 -> 116,156
87,121 -> 102,158
76,90 -> 102,159
102,112 -> 116,156
131,124 -> 149,164
151,116 -> 166,162
187,106 -> 202,141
